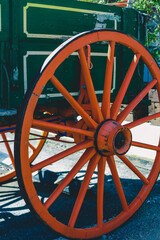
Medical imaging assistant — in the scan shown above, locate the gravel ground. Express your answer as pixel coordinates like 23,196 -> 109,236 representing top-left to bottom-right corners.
0,122 -> 160,240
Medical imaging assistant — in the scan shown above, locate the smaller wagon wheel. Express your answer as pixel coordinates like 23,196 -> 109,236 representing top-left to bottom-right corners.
0,128 -> 47,183
15,30 -> 160,239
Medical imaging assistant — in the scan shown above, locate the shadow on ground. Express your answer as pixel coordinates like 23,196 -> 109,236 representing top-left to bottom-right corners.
0,173 -> 160,240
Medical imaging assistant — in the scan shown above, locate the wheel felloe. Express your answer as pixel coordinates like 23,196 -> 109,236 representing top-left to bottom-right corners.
15,30 -> 160,239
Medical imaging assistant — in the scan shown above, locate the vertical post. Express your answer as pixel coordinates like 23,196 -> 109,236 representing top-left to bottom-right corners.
10,0 -> 19,91
0,42 -> 4,108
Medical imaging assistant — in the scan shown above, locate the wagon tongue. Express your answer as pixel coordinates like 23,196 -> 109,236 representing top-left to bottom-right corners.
95,120 -> 132,156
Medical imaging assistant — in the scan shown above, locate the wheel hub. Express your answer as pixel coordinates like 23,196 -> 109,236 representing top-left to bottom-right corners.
95,120 -> 132,156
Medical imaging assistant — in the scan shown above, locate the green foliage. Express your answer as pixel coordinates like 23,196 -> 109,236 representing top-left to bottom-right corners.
133,0 -> 160,63
133,0 -> 159,14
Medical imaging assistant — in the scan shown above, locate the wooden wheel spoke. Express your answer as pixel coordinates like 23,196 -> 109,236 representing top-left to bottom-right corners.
31,140 -> 94,172
50,76 -> 97,129
117,79 -> 157,123
32,119 -> 94,138
78,48 -> 103,123
107,156 -> 128,211
124,112 -> 160,129
44,148 -> 96,209
101,41 -> 115,119
111,53 -> 141,119
132,141 -> 160,152
28,142 -> 36,151
97,156 -> 106,227
68,153 -> 101,228
118,155 -> 149,184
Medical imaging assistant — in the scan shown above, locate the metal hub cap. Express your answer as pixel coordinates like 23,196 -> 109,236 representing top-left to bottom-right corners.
95,120 -> 132,156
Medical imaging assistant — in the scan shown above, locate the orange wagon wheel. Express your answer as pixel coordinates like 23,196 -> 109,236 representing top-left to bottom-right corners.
0,128 -> 47,183
15,30 -> 160,239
